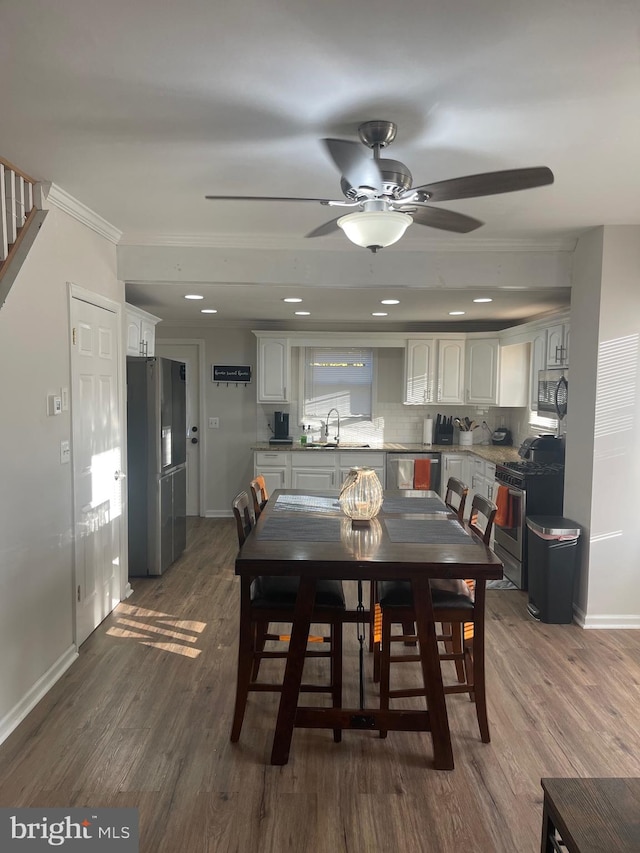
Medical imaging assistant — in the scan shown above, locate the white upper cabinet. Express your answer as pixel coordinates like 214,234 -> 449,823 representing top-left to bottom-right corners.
465,338 -> 499,405
125,305 -> 161,357
497,342 -> 530,407
257,337 -> 290,402
530,330 -> 548,410
404,339 -> 436,404
437,339 -> 466,404
546,323 -> 569,367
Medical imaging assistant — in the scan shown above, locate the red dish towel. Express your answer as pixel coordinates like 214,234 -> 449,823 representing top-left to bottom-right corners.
413,458 -> 431,489
494,484 -> 511,527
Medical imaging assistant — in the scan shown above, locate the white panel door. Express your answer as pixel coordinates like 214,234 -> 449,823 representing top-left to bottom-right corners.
155,342 -> 201,516
71,296 -> 122,645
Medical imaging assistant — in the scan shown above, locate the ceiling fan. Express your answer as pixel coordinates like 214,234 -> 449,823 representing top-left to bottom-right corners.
205,120 -> 554,252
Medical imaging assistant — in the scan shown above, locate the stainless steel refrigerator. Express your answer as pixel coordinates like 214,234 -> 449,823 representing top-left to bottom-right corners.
126,356 -> 187,576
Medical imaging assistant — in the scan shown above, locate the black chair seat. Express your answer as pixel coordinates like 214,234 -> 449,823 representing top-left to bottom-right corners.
377,580 -> 473,611
251,576 -> 345,609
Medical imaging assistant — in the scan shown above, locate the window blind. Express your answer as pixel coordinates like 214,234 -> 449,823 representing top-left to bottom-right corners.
303,347 -> 373,418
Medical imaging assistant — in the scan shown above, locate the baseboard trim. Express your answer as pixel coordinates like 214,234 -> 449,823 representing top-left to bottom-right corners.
574,605 -> 640,629
204,510 -> 233,518
0,645 -> 79,746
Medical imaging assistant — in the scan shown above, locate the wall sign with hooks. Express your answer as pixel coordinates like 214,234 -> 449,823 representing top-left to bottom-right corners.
212,365 -> 252,387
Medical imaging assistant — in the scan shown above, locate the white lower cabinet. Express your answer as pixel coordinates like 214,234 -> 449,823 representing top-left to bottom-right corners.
338,452 -> 385,489
446,453 -> 495,518
441,454 -> 465,499
254,451 -> 291,493
291,452 -> 338,490
254,450 -> 386,494
291,468 -> 337,489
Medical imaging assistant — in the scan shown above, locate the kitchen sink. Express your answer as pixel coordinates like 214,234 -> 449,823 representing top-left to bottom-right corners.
304,443 -> 370,449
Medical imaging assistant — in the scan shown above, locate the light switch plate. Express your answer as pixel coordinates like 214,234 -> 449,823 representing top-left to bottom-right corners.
48,394 -> 62,416
60,440 -> 70,464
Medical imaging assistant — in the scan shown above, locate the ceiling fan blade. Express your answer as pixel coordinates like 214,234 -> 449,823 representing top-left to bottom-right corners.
305,217 -> 342,238
404,167 -> 554,203
399,205 -> 484,233
205,195 -> 334,204
322,139 -> 383,193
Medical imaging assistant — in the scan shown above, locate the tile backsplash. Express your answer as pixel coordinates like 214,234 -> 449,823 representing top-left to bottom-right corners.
256,402 -> 534,448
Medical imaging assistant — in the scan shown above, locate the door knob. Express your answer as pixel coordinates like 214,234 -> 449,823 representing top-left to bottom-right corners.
114,470 -> 126,480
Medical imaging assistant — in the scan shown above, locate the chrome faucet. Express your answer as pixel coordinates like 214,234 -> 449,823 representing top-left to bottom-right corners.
324,407 -> 340,445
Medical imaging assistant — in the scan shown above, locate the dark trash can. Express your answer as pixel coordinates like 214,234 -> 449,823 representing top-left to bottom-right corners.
526,516 -> 581,624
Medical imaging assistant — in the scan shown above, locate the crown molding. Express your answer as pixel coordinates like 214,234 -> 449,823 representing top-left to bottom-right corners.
43,183 -> 122,244
118,231 -> 577,253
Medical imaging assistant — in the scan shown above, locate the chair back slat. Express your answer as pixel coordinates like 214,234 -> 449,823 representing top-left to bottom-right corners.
445,477 -> 468,521
469,493 -> 497,544
250,475 -> 269,519
232,491 -> 255,548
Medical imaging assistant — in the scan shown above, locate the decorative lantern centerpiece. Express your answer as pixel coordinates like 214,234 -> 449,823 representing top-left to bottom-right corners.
339,467 -> 383,528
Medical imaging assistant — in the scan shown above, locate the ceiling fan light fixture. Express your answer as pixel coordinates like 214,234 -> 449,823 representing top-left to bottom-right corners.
337,211 -> 412,252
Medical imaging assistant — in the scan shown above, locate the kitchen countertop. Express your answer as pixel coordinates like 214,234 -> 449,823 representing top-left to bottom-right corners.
252,443 -> 521,464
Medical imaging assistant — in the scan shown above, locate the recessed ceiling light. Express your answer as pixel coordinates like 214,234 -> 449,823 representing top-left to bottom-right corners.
473,298 -> 493,303
380,299 -> 400,305
448,311 -> 465,316
283,297 -> 303,303
185,294 -> 204,300
200,308 -> 217,314
294,311 -> 310,316
372,312 -> 388,317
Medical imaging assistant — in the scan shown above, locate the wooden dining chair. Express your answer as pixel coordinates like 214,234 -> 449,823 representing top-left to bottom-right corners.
249,475 -> 269,519
374,492 -> 498,743
369,478 -> 469,662
440,476 -> 470,678
230,491 -> 346,743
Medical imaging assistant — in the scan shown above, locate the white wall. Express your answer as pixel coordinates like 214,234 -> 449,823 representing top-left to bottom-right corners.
565,226 -> 640,627
0,205 -> 122,740
155,325 -> 257,516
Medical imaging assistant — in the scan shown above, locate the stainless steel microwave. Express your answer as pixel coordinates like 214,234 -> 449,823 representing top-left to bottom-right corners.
537,368 -> 568,417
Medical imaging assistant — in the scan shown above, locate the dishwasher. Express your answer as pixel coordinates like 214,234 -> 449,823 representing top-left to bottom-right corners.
386,453 -> 441,493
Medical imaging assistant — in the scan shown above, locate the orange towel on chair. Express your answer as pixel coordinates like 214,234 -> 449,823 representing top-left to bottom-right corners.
413,458 -> 431,489
494,484 -> 511,527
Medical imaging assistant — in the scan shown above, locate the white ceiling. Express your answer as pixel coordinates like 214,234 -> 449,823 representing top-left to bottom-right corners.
3,0 -> 639,328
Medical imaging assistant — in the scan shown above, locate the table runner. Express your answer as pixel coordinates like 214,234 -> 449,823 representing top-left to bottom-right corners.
258,514 -> 343,541
273,494 -> 341,514
384,517 -> 472,545
382,496 -> 449,515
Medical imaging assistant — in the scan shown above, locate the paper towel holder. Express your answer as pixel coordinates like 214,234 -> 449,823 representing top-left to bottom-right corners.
422,416 -> 434,446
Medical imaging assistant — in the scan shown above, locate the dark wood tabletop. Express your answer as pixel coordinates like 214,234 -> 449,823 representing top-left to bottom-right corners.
541,777 -> 640,852
237,489 -> 504,582
235,489 -> 503,768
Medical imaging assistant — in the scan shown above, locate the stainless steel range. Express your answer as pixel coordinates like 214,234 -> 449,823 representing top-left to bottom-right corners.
493,436 -> 565,590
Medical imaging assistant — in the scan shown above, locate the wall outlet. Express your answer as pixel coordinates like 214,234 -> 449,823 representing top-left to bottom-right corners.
60,440 -> 70,464
208,417 -> 219,429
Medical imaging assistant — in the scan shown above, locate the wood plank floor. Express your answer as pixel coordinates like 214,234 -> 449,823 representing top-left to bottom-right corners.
1,518 -> 639,852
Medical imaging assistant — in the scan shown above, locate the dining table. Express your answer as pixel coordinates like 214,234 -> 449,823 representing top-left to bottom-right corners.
234,488 -> 503,769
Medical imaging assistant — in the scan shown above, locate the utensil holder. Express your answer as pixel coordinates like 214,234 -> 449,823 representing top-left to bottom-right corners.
459,431 -> 473,447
